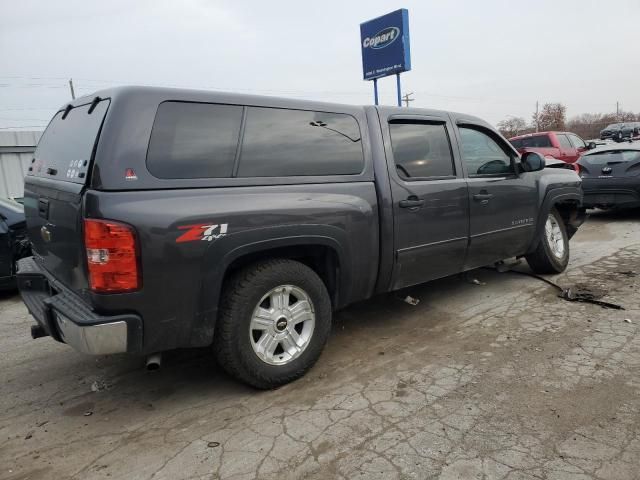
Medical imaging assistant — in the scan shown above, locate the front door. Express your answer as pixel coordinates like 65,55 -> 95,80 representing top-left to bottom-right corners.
454,123 -> 538,270
383,114 -> 469,290
556,133 -> 578,163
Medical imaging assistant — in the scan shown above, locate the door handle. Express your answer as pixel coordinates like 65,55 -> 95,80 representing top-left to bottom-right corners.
399,196 -> 425,208
473,193 -> 494,201
473,192 -> 493,206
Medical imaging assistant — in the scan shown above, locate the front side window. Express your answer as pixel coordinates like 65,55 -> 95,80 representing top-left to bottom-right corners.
147,101 -> 243,179
459,127 -> 514,176
238,107 -> 363,177
389,122 -> 455,179
568,134 -> 586,149
556,134 -> 573,149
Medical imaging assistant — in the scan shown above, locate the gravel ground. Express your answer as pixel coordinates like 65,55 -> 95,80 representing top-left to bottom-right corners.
0,209 -> 639,480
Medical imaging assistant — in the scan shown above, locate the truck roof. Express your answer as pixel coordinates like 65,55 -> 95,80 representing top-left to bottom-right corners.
509,131 -> 573,140
57,85 -> 485,125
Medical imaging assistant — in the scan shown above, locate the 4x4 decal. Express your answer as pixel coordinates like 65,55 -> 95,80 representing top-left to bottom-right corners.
176,223 -> 228,243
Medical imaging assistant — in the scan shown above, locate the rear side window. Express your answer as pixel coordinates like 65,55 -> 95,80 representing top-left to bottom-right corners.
31,100 -> 110,183
147,102 -> 243,179
510,135 -> 552,148
238,107 -> 363,177
389,122 -> 455,179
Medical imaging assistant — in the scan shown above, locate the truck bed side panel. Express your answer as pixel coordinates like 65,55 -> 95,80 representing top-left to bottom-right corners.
85,182 -> 379,353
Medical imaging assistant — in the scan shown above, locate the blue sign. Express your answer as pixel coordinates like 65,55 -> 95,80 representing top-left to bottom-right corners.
360,9 -> 411,81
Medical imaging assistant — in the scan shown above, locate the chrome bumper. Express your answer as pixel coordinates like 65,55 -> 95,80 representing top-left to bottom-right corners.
55,314 -> 128,355
17,256 -> 143,355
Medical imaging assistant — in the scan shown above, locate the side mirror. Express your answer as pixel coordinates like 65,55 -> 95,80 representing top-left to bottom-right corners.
587,141 -> 597,150
520,151 -> 546,172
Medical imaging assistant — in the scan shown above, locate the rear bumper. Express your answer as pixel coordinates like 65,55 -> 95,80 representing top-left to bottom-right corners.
581,179 -> 640,208
17,257 -> 143,355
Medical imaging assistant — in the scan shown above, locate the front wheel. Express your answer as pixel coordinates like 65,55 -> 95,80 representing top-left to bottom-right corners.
525,208 -> 570,274
214,259 -> 332,389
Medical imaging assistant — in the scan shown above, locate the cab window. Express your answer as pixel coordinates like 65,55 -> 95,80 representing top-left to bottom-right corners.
388,122 -> 455,179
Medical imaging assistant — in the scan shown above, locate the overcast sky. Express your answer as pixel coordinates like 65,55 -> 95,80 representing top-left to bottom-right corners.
1,0 -> 639,131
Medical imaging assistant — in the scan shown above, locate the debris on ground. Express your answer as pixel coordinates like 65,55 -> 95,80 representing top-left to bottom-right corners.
403,295 -> 420,306
560,288 -> 625,310
90,380 -> 112,392
624,318 -> 632,324
617,270 -> 637,277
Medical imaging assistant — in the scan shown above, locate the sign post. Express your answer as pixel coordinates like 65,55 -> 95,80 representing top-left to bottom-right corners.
360,9 -> 411,106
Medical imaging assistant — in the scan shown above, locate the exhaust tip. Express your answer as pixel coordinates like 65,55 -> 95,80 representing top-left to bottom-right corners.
145,353 -> 162,371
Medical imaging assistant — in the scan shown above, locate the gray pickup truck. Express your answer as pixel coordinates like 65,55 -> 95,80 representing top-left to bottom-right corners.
18,87 -> 585,388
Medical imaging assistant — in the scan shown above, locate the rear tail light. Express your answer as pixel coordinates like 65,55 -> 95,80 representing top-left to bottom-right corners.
84,219 -> 140,293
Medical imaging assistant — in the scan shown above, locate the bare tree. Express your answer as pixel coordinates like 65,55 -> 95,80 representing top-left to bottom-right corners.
536,103 -> 566,131
497,116 -> 528,138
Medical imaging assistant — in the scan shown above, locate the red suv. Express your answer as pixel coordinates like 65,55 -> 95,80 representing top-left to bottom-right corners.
509,132 -> 595,163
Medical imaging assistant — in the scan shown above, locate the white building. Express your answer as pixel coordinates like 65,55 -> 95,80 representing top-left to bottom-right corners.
0,130 -> 42,199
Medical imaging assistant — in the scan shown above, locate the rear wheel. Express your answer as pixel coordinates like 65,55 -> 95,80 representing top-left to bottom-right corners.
214,259 -> 332,389
525,208 -> 569,274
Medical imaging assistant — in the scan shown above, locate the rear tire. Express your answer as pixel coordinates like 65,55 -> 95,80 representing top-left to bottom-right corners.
214,259 -> 332,389
525,208 -> 570,274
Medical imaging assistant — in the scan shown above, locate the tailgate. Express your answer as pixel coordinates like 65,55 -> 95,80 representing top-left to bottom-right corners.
23,98 -> 110,292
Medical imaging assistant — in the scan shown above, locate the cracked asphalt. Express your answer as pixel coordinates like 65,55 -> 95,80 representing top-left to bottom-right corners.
1,210 -> 639,480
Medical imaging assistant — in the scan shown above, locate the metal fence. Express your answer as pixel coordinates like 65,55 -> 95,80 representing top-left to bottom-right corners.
0,131 -> 42,199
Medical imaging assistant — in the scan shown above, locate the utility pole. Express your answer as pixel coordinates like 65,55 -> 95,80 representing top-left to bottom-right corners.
535,100 -> 539,132
616,101 -> 620,120
69,78 -> 76,100
402,92 -> 414,108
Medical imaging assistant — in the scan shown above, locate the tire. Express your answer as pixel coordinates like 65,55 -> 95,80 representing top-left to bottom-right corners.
525,208 -> 570,274
213,259 -> 332,389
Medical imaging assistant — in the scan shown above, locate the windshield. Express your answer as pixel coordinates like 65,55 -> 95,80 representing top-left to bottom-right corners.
30,99 -> 110,184
584,150 -> 640,164
604,124 -> 621,130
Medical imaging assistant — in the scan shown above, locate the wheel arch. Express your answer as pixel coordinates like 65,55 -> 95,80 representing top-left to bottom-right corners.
189,230 -> 350,348
527,188 -> 584,254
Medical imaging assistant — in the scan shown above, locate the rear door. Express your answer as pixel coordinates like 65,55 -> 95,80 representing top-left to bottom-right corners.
382,113 -> 469,289
453,121 -> 537,269
23,99 -> 110,292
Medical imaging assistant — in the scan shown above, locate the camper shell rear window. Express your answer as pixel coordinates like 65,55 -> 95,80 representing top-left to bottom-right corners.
30,99 -> 110,184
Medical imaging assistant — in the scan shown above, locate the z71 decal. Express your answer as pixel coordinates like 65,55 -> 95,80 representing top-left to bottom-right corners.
176,223 -> 229,243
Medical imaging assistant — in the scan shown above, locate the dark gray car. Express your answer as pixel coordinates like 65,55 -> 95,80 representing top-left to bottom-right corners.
578,143 -> 640,209
0,197 -> 30,290
17,86 -> 585,388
